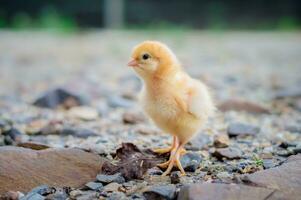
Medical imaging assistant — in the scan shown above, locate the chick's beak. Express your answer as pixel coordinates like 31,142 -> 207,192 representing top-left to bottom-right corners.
127,59 -> 139,67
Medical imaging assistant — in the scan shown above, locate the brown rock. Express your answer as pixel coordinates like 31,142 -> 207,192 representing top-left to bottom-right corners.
241,154 -> 301,193
212,147 -> 242,160
218,99 -> 270,114
122,111 -> 145,124
213,134 -> 230,148
0,146 -> 104,194
177,183 -> 274,200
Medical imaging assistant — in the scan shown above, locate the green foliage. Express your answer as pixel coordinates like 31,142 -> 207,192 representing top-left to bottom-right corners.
252,156 -> 264,167
12,13 -> 33,29
38,7 -> 77,32
277,16 -> 300,30
10,7 -> 77,32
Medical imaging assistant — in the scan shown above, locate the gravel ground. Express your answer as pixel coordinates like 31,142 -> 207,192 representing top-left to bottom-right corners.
0,30 -> 301,200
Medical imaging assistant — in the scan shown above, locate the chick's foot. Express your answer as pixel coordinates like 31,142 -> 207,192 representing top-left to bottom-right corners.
161,147 -> 186,176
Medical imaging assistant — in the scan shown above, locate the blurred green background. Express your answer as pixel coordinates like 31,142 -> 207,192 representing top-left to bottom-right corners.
0,0 -> 300,32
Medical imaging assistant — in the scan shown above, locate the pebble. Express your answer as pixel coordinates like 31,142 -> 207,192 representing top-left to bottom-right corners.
68,106 -> 99,120
20,193 -> 45,200
227,123 -> 260,137
213,134 -> 230,148
263,159 -> 278,169
85,182 -> 103,191
212,147 -> 242,160
170,171 -> 181,184
273,87 -> 301,99
108,95 -> 134,108
26,185 -> 54,196
96,173 -> 125,184
76,191 -> 99,200
147,167 -> 163,176
285,124 -> 301,133
3,128 -> 23,145
122,111 -> 145,124
33,88 -> 86,109
130,193 -> 145,200
60,127 -> 98,138
186,133 -> 212,151
69,190 -> 83,199
143,184 -> 176,200
107,192 -> 127,200
0,118 -> 12,133
180,152 -> 202,172
103,182 -> 122,192
45,188 -> 68,200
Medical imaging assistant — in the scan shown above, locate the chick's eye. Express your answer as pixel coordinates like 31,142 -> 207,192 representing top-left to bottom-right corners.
142,54 -> 150,60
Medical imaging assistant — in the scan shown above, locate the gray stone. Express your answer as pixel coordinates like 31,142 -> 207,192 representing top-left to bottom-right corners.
60,127 -> 98,138
213,134 -> 230,148
170,171 -> 181,184
186,133 -> 212,151
180,152 -> 202,172
212,147 -> 242,160
3,128 -> 23,145
108,96 -> 134,108
103,183 -> 122,192
263,159 -> 278,169
45,188 -> 68,200
107,192 -> 127,200
76,191 -> 99,200
33,88 -> 87,109
96,173 -> 125,184
20,193 -> 45,200
143,185 -> 176,200
273,87 -> 301,99
285,124 -> 301,133
85,182 -> 103,191
227,123 -> 260,137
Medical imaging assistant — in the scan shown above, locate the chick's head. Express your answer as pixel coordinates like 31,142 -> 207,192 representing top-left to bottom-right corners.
128,41 -> 180,79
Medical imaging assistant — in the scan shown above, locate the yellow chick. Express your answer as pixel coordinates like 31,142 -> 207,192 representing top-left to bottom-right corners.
128,41 -> 214,176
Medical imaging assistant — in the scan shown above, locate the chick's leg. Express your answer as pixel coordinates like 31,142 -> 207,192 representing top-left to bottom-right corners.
161,142 -> 186,176
153,136 -> 176,154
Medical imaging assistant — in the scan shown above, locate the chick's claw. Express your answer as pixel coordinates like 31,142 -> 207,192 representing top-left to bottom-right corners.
153,147 -> 173,154
161,154 -> 186,176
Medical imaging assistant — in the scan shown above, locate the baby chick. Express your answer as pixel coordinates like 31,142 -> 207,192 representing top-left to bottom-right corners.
128,41 -> 214,176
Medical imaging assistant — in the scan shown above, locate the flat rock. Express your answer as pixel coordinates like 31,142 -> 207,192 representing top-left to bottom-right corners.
60,127 -> 98,138
143,184 -> 176,200
177,183 -> 275,200
33,88 -> 86,109
96,173 -> 125,184
0,146 -> 104,194
85,182 -> 103,191
227,123 -> 260,137
212,147 -> 242,160
241,154 -> 301,194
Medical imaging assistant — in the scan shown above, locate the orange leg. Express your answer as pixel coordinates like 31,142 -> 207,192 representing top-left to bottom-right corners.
157,138 -> 187,176
153,136 -> 176,154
